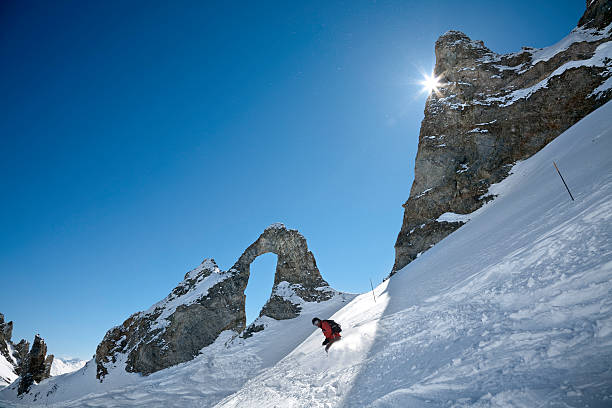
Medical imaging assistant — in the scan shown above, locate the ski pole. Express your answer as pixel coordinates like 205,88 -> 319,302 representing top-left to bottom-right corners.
369,278 -> 376,303
553,161 -> 574,201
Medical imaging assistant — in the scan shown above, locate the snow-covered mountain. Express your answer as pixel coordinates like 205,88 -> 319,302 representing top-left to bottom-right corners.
1,94 -> 610,408
217,99 -> 612,408
0,294 -> 353,407
393,0 -> 612,274
94,224 -> 341,381
50,359 -> 87,377
1,2 -> 610,406
0,225 -> 355,406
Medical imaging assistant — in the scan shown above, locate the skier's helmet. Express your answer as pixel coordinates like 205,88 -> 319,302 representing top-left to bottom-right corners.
312,317 -> 321,326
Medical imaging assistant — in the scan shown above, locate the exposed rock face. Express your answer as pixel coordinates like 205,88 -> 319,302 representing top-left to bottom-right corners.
0,314 -> 14,362
0,314 -> 34,386
96,223 -> 335,379
580,0 -> 612,29
392,1 -> 612,274
17,335 -> 54,395
234,223 -> 333,320
12,340 -> 30,376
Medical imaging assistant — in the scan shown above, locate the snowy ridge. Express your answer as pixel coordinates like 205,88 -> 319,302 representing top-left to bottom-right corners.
477,22 -> 612,66
142,258 -> 229,331
438,22 -> 612,111
486,41 -> 612,106
50,358 -> 87,377
528,22 -> 612,66
217,101 -> 612,407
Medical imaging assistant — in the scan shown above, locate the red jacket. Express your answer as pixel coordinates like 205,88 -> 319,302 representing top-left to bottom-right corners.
320,320 -> 341,340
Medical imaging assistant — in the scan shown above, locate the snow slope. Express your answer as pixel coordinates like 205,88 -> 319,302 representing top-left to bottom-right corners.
50,358 -> 87,377
0,293 -> 354,407
218,101 -> 612,407
1,103 -> 610,407
0,354 -> 18,389
0,341 -> 19,389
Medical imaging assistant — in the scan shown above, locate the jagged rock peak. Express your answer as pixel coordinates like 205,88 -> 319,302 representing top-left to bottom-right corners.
0,313 -> 33,388
17,335 -> 54,395
95,224 -> 336,379
579,0 -> 612,29
0,314 -> 14,380
436,30 -> 490,51
435,31 -> 493,76
0,314 -> 13,346
391,1 -> 612,275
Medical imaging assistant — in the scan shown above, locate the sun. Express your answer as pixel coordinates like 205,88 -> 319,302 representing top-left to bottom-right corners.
420,72 -> 443,95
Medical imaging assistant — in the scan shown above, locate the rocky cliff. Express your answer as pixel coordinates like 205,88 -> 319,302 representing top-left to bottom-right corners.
392,0 -> 612,274
0,314 -> 53,394
96,223 -> 336,379
0,314 -> 20,387
16,335 -> 53,395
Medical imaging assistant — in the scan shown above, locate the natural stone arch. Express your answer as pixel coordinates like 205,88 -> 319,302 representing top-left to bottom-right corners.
231,223 -> 333,322
96,223 -> 335,378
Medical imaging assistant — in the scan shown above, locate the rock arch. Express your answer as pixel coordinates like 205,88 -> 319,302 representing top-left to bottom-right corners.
96,224 -> 335,378
232,223 -> 333,321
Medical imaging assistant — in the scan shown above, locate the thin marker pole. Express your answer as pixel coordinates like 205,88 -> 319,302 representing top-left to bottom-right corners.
553,161 -> 574,201
369,278 -> 376,303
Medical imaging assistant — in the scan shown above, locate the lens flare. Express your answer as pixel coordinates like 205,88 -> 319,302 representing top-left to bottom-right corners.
420,72 -> 444,95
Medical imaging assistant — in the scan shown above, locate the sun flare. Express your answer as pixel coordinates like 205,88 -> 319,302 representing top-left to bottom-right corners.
421,73 -> 443,95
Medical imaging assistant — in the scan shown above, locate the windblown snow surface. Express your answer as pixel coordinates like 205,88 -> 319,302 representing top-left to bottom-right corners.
1,102 -> 611,407
216,102 -> 612,407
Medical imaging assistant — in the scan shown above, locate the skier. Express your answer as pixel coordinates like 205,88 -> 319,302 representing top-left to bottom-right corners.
312,317 -> 341,352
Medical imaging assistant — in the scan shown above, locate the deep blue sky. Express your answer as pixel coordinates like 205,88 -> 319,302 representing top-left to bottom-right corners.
0,1 -> 585,359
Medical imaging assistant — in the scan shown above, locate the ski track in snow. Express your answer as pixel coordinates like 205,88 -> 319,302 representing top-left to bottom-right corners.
1,106 -> 612,408
216,101 -> 612,407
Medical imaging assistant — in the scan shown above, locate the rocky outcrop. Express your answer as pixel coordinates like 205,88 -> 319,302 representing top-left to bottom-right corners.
17,335 -> 53,395
580,0 -> 612,29
12,340 -> 30,376
0,314 -> 32,386
1,314 -> 59,394
392,1 -> 612,274
0,314 -> 14,362
96,223 -> 336,379
233,223 -> 333,320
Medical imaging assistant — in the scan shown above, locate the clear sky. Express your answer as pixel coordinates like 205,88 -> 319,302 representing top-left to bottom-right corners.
0,0 -> 585,359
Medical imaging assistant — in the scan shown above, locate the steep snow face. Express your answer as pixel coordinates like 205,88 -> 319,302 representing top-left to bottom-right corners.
218,101 -> 612,407
0,351 -> 18,389
50,358 -> 87,377
142,259 -> 231,332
